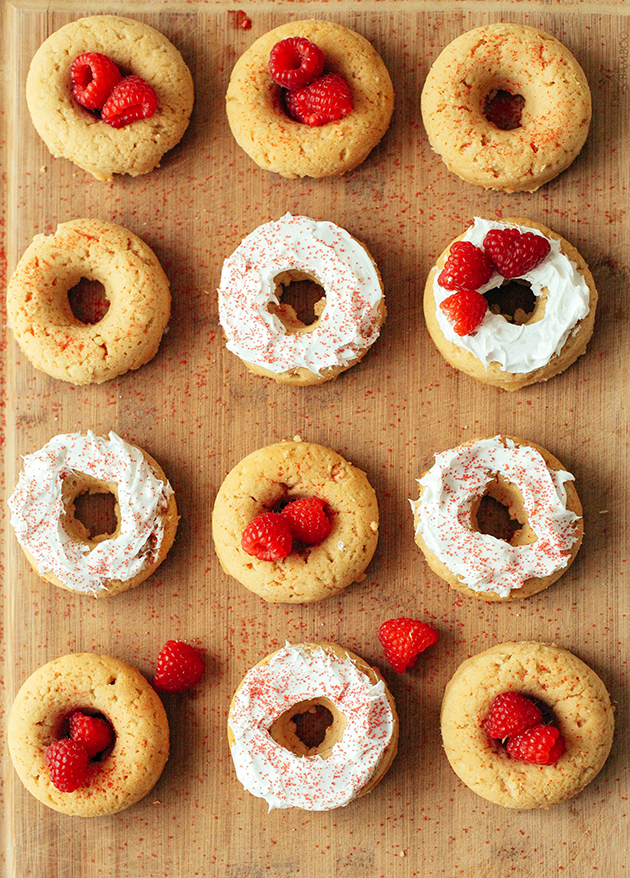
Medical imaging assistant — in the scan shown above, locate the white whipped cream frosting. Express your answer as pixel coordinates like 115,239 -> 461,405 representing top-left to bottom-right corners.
228,643 -> 396,811
218,214 -> 384,375
411,436 -> 580,598
433,218 -> 591,373
8,431 -> 173,595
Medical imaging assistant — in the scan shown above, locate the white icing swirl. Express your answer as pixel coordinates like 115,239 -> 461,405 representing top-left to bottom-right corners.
228,643 -> 396,811
433,218 -> 591,373
218,214 -> 384,375
8,431 -> 173,595
410,436 -> 580,598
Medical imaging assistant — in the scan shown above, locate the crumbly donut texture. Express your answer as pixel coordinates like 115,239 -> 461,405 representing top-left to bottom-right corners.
421,24 -> 591,192
412,436 -> 583,602
212,440 -> 379,603
226,19 -> 394,178
8,653 -> 170,816
424,217 -> 597,391
26,15 -> 194,181
441,642 -> 614,809
7,219 -> 171,385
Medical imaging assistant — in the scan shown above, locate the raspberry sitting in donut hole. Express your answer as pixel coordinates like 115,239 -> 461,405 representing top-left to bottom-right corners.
242,497 -> 332,560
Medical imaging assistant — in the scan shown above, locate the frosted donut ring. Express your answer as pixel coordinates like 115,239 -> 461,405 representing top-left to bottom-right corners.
421,24 -> 591,192
410,435 -> 583,601
218,214 -> 386,386
7,219 -> 171,386
228,642 -> 398,811
8,431 -> 178,598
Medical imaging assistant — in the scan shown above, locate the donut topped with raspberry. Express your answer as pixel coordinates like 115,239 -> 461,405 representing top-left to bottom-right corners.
26,15 -> 194,181
226,19 -> 394,178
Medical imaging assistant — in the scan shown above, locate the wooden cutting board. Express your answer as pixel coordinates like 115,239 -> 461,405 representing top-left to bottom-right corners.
2,1 -> 629,876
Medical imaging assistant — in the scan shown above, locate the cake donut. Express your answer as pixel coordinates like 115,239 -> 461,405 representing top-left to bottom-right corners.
7,219 -> 171,386
8,652 -> 170,816
218,214 -> 386,385
228,642 -> 398,811
26,15 -> 194,181
226,19 -> 394,178
410,435 -> 583,602
424,217 -> 597,390
212,439 -> 379,602
441,642 -> 614,809
8,431 -> 178,598
421,24 -> 591,192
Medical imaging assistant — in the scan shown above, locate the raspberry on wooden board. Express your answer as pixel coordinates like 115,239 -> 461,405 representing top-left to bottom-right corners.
153,640 -> 205,694
378,617 -> 439,673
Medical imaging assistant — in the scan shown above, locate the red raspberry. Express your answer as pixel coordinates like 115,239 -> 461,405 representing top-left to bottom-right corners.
483,228 -> 551,279
101,75 -> 157,128
484,89 -> 525,130
378,617 -> 439,673
241,511 -> 293,561
284,73 -> 353,126
440,290 -> 488,336
438,241 -> 495,292
281,497 -> 331,545
484,691 -> 543,739
269,37 -> 325,91
506,724 -> 566,765
153,640 -> 205,694
45,738 -> 88,792
68,711 -> 114,759
70,52 -> 122,111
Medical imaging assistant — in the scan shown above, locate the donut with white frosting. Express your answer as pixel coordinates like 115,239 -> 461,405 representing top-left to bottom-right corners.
424,217 -> 597,390
218,214 -> 386,386
410,435 -> 583,601
8,431 -> 178,597
227,642 -> 398,811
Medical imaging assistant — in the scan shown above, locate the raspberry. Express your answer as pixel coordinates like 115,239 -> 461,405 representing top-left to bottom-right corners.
506,724 -> 566,765
45,738 -> 88,792
484,89 -> 525,130
378,617 -> 439,673
70,52 -> 122,111
241,511 -> 293,561
484,691 -> 543,739
483,228 -> 551,279
269,37 -> 325,91
101,75 -> 157,128
284,73 -> 353,126
281,497 -> 331,545
68,711 -> 114,759
438,241 -> 495,292
440,290 -> 488,336
153,640 -> 205,694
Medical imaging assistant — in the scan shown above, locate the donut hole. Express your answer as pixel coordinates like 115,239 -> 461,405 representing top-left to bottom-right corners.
67,277 -> 110,325
472,476 -> 532,545
484,279 -> 537,325
62,476 -> 121,544
269,271 -> 326,330
269,697 -> 345,757
484,89 -> 525,130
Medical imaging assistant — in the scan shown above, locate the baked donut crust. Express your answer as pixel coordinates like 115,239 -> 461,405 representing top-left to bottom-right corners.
7,219 -> 171,386
226,19 -> 394,178
421,24 -> 591,192
8,653 -> 170,816
441,642 -> 614,809
212,439 -> 379,603
26,15 -> 194,181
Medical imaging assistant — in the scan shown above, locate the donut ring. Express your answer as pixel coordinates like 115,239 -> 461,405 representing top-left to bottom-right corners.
7,219 -> 171,385
421,24 -> 591,192
218,214 -> 386,386
410,436 -> 583,602
441,642 -> 614,809
228,642 -> 398,811
8,652 -> 169,816
226,20 -> 394,179
26,15 -> 194,181
212,439 -> 379,603
424,217 -> 597,390
8,431 -> 179,598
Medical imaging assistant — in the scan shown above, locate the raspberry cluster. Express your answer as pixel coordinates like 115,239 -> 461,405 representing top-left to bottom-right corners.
45,710 -> 115,792
484,691 -> 566,765
70,52 -> 157,128
241,496 -> 332,561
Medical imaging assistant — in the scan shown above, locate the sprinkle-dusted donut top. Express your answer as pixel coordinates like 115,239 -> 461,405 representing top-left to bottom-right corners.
432,218 -> 591,373
8,431 -> 173,595
411,436 -> 580,598
217,214 -> 384,375
228,643 -> 396,811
